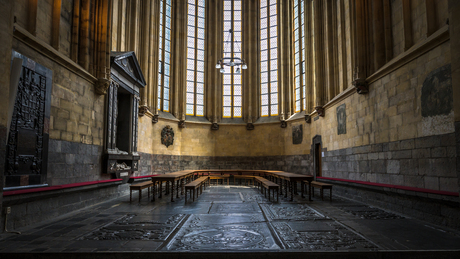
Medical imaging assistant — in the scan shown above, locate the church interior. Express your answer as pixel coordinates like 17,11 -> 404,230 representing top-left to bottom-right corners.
1,0 -> 460,257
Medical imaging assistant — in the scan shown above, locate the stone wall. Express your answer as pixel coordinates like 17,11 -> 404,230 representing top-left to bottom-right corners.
47,139 -> 109,186
137,153 -> 313,176
322,133 -> 457,192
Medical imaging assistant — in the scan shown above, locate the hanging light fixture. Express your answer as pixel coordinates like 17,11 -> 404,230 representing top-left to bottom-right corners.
216,29 -> 247,74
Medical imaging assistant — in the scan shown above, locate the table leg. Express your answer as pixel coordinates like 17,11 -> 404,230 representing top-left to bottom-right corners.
309,181 -> 312,201
290,181 -> 294,201
181,178 -> 184,195
151,181 -> 156,202
279,178 -> 283,195
176,180 -> 180,199
171,181 -> 175,202
159,181 -> 163,198
284,180 -> 288,198
301,181 -> 305,198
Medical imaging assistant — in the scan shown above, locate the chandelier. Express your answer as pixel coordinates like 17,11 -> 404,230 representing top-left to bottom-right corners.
215,29 -> 247,74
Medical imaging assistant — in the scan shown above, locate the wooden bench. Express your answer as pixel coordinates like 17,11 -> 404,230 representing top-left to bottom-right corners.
185,177 -> 209,203
309,181 -> 333,201
233,175 -> 254,186
129,181 -> 154,203
254,176 -> 279,202
208,175 -> 230,185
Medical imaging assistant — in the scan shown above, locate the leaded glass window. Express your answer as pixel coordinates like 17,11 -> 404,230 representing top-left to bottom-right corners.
158,0 -> 172,112
222,0 -> 243,118
186,0 -> 205,116
293,0 -> 305,113
260,0 -> 278,117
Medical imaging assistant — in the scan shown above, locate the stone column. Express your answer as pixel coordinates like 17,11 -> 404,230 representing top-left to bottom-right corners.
151,0 -> 160,115
0,0 -> 14,232
139,0 -> 152,109
279,0 -> 293,120
402,0 -> 413,51
304,0 -> 314,112
373,0 -> 385,71
242,0 -> 259,123
383,0 -> 393,63
448,0 -> 460,200
205,0 -> 222,123
171,0 -> 187,120
313,0 -> 325,108
51,0 -> 62,50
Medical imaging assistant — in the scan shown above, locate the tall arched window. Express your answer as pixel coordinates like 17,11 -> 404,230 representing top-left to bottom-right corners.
293,0 -> 306,113
260,0 -> 278,117
222,0 -> 242,118
186,0 -> 205,116
158,0 -> 172,112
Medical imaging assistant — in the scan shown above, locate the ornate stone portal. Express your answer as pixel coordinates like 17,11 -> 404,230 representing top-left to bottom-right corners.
105,52 -> 146,181
161,125 -> 174,148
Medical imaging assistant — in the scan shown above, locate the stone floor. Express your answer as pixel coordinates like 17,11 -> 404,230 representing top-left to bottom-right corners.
1,184 -> 460,258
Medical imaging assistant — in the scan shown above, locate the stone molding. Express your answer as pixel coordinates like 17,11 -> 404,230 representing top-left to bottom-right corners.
13,24 -> 97,84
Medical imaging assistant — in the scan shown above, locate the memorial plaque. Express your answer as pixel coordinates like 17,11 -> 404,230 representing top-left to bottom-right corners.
337,103 -> 346,135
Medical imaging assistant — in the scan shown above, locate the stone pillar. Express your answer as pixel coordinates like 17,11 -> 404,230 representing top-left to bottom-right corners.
205,0 -> 222,123
242,0 -> 259,123
304,0 -> 314,112
402,0 -> 413,51
383,0 -> 393,63
279,0 -> 293,120
373,0 -> 385,70
139,0 -> 152,108
79,0 -> 91,71
448,0 -> 460,200
0,0 -> 14,232
313,0 -> 325,108
171,0 -> 187,120
51,0 -> 62,50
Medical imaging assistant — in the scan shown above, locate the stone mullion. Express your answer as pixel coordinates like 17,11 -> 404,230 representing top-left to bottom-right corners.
313,0 -> 324,108
325,0 -> 335,102
354,0 -> 369,79
205,0 -> 222,123
243,0 -> 259,123
139,0 -> 152,108
71,0 -> 80,62
151,0 -> 160,115
79,0 -> 91,71
279,0 -> 293,120
402,0 -> 413,51
373,0 -> 385,71
383,0 -> 393,63
337,0 -> 348,93
51,0 -> 62,50
28,0 -> 38,36
170,0 -> 187,120
304,0 -> 314,112
425,0 -> 436,37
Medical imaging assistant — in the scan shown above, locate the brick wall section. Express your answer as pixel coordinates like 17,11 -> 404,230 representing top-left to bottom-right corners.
47,139 -> 108,185
322,133 -> 457,192
138,153 -> 313,176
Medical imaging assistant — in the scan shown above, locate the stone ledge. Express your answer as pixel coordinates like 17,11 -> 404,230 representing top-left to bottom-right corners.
3,179 -> 123,206
12,24 -> 97,84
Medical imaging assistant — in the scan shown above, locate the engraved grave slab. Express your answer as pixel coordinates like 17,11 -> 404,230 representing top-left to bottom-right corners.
165,214 -> 277,251
338,206 -> 405,220
260,203 -> 325,221
198,192 -> 242,202
209,203 -> 261,214
80,214 -> 186,241
273,221 -> 378,251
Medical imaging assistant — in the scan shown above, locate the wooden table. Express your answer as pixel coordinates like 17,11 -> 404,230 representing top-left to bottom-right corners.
151,169 -> 313,202
151,170 -> 196,202
264,171 -> 314,201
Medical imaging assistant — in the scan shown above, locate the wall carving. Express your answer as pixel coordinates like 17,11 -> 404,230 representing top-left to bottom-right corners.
292,125 -> 303,145
337,104 -> 346,135
161,125 -> 174,148
421,64 -> 452,117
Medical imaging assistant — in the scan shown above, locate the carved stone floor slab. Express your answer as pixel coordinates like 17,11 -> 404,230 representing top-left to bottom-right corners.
260,203 -> 326,221
79,213 -> 186,241
272,220 -> 378,251
198,192 -> 242,202
165,214 -> 278,251
209,203 -> 261,214
338,205 -> 405,220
